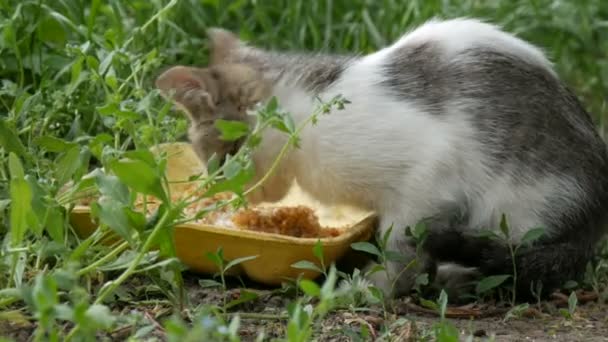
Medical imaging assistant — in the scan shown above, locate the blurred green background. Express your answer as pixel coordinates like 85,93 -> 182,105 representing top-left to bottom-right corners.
0,0 -> 606,146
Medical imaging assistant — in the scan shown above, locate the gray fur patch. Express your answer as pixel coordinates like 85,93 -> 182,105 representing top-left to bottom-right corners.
235,50 -> 358,93
382,44 -> 608,176
380,42 -> 448,114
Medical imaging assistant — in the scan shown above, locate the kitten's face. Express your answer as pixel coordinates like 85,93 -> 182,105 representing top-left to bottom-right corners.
155,63 -> 269,124
155,63 -> 271,163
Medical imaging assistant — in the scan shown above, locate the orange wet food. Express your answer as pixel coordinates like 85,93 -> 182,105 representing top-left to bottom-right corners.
78,184 -> 345,238
231,206 -> 343,238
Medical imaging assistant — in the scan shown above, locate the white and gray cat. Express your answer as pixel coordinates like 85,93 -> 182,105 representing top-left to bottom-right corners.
156,18 -> 608,300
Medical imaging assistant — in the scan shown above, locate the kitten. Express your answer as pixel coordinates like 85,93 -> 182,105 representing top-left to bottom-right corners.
156,18 -> 608,300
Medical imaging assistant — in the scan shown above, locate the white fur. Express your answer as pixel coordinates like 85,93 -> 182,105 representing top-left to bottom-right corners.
242,18 -> 582,293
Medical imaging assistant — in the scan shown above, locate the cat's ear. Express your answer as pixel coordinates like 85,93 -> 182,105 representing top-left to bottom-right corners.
207,28 -> 242,65
155,66 -> 217,119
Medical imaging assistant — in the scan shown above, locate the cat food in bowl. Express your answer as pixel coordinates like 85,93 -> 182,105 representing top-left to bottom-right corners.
69,143 -> 376,285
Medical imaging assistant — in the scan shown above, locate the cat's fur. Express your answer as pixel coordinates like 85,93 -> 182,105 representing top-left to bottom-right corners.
156,18 -> 608,300
156,63 -> 271,165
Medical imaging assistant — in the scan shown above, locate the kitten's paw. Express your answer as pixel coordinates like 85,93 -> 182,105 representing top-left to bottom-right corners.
431,263 -> 481,302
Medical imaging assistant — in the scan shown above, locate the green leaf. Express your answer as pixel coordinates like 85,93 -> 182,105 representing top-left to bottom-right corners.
54,304 -> 74,322
86,55 -> 100,72
123,149 -> 158,168
205,160 -> 254,196
223,157 -> 242,180
290,260 -> 323,273
415,273 -> 429,286
265,97 -> 279,114
381,224 -> 394,250
503,303 -> 529,322
125,208 -> 146,233
32,274 -> 58,313
520,227 -> 546,246
154,224 -> 177,258
0,199 -> 11,219
44,205 -> 65,244
25,176 -> 45,236
438,289 -> 449,319
475,274 -> 511,294
9,153 -> 31,246
105,68 -> 118,90
225,290 -> 259,309
364,264 -> 386,277
350,242 -> 382,258
97,251 -> 159,272
419,298 -> 438,311
563,280 -> 578,290
8,152 -> 24,179
205,248 -> 224,268
499,213 -> 510,238
37,15 -> 67,46
99,51 -> 115,75
568,291 -> 578,316
34,136 -> 77,152
85,304 -> 116,330
559,308 -> 571,319
313,240 -> 324,264
10,178 -> 32,246
71,56 -> 84,86
299,280 -> 321,297
89,134 -> 113,159
133,257 -> 178,273
199,279 -> 222,288
215,119 -> 249,141
91,198 -> 134,245
206,153 -> 220,175
109,159 -> 166,202
368,286 -> 384,302
283,114 -> 296,133
224,255 -> 259,272
94,171 -> 129,205
320,265 -> 338,299
411,221 -> 427,241
434,321 -> 460,342
97,102 -> 139,120
384,250 -> 408,262
55,146 -> 82,187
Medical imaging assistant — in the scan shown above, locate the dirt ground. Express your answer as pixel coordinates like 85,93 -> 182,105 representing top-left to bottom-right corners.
2,273 -> 607,341
180,274 -> 608,342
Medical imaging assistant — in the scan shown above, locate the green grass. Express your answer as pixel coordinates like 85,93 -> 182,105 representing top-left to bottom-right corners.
0,0 -> 607,341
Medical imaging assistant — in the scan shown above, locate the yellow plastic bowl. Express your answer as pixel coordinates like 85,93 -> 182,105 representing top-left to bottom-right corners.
69,143 -> 377,285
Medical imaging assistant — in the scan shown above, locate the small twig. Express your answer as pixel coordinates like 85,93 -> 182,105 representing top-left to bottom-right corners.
344,316 -> 378,339
144,311 -> 166,334
110,324 -> 134,340
224,312 -> 288,320
550,290 -> 599,307
402,303 -> 510,319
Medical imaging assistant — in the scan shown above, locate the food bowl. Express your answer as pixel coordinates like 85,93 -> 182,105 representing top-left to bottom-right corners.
69,143 -> 377,285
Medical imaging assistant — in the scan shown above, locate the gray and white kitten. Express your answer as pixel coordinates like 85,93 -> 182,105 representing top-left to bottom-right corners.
156,18 -> 608,300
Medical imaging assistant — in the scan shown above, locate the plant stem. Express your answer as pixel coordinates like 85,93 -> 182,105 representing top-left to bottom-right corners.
65,209 -> 174,341
243,115 -> 316,197
509,243 -> 518,305
76,241 -> 130,276
0,296 -> 19,308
